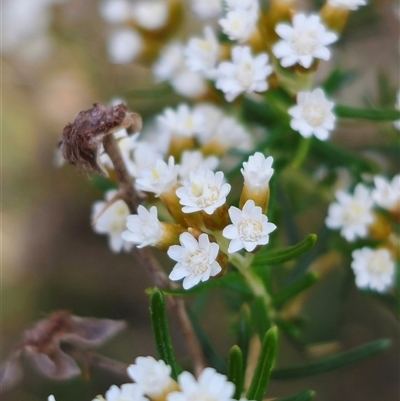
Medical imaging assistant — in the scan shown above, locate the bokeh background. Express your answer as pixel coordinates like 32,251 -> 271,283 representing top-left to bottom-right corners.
2,0 -> 399,400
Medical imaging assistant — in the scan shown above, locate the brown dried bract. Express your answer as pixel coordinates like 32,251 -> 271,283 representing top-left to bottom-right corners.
59,103 -> 142,175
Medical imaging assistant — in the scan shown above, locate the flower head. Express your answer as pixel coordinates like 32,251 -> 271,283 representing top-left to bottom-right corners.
158,104 -> 200,138
167,367 -> 235,401
136,156 -> 179,196
219,9 -> 258,43
288,88 -> 336,140
241,152 -> 274,190
176,166 -> 231,215
122,206 -> 163,248
168,233 -> 222,289
131,1 -> 169,31
190,0 -> 222,19
372,175 -> 400,212
92,190 -> 133,253
351,247 -> 395,293
325,183 -> 375,242
185,26 -> 219,78
273,14 -> 338,68
100,0 -> 131,24
178,150 -> 219,181
104,384 -> 148,401
223,200 -> 277,253
216,46 -> 272,102
127,356 -> 177,398
328,0 -> 367,10
107,28 -> 143,64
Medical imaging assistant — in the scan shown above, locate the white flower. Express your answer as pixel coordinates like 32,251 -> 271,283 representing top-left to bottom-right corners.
190,0 -> 222,19
153,42 -> 185,82
328,0 -> 367,10
223,200 -> 277,253
325,183 -> 375,242
176,166 -> 231,215
107,28 -> 143,64
92,190 -> 133,253
216,46 -> 272,102
192,103 -> 225,140
170,70 -> 208,98
241,152 -> 274,190
121,206 -> 163,248
288,88 -> 336,140
130,142 -> 165,178
127,356 -> 175,398
273,14 -> 338,68
131,1 -> 169,30
351,247 -> 395,293
185,26 -> 219,78
394,89 -> 400,131
99,0 -> 131,24
178,150 -> 219,180
48,396 -> 56,401
157,104 -> 200,138
167,367 -> 234,401
135,156 -> 178,196
104,383 -> 148,401
168,233 -> 221,289
372,175 -> 400,212
219,9 -> 258,43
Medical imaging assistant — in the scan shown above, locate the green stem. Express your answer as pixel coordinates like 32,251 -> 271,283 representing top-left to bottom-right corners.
291,137 -> 312,169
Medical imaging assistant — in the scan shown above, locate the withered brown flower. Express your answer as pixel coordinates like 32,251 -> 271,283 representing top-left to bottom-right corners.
59,103 -> 142,174
0,311 -> 126,392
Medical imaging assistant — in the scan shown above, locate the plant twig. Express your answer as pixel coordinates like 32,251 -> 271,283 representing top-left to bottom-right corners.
102,134 -> 206,376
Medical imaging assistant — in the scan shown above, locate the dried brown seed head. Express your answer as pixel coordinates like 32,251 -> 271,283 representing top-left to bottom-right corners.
59,103 -> 142,175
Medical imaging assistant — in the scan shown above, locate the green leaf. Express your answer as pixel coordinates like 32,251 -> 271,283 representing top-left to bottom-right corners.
253,234 -> 317,267
228,345 -> 244,400
247,327 -> 279,401
311,138 -> 379,174
149,288 -> 181,380
275,390 -> 315,401
323,67 -> 357,95
271,339 -> 391,379
237,304 -> 251,375
335,104 -> 400,121
272,272 -> 319,308
251,297 -> 272,340
157,272 -> 250,296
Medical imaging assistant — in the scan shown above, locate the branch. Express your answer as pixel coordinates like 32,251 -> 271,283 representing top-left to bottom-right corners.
102,134 -> 206,376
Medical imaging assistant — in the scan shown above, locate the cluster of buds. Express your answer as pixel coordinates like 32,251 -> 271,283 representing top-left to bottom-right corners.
325,174 -> 400,293
49,356 -> 256,401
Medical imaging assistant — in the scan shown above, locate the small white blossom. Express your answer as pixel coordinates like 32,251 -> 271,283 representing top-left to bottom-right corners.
273,14 -> 338,68
104,384 -> 148,401
192,103 -> 224,140
167,367 -> 234,401
185,26 -> 219,78
170,69 -> 208,98
130,142 -> 165,178
223,200 -> 277,253
216,46 -> 272,102
325,183 -> 375,242
48,396 -> 56,401
176,166 -> 231,215
219,9 -> 258,43
190,0 -> 222,19
328,0 -> 367,10
127,357 -> 175,398
99,0 -> 131,24
107,28 -> 143,64
372,175 -> 400,212
351,247 -> 395,293
153,42 -> 185,82
122,206 -> 163,248
241,152 -> 274,190
178,150 -> 219,180
92,190 -> 133,253
168,233 -> 221,289
157,104 -> 201,138
136,156 -> 178,196
131,1 -> 169,30
288,88 -> 336,140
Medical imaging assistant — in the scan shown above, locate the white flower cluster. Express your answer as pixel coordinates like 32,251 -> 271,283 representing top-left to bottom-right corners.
49,357 -> 256,401
326,175 -> 399,293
